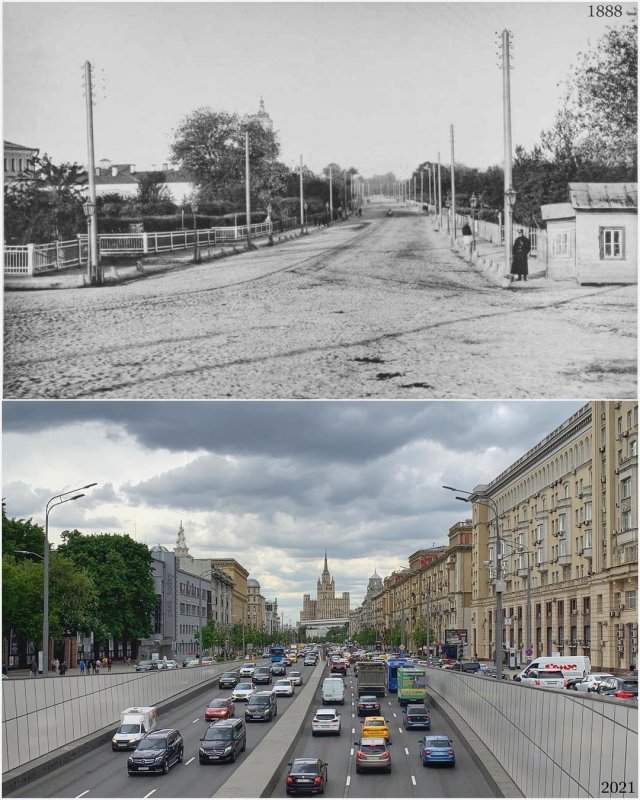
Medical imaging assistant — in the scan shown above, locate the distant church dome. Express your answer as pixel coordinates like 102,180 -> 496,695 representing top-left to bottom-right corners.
246,97 -> 273,133
247,578 -> 260,588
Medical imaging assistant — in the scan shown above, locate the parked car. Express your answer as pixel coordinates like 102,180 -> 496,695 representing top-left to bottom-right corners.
231,681 -> 255,702
245,691 -> 278,722
199,718 -> 246,764
361,716 -> 391,743
135,660 -> 158,673
520,669 -> 566,689
289,670 -> 303,686
285,758 -> 328,795
354,737 -> 391,773
357,695 -> 381,717
253,667 -> 273,685
597,676 -> 638,700
218,671 -> 239,689
273,678 -> 295,697
185,659 -> 200,668
574,673 -> 616,693
204,697 -> 235,722
420,735 -> 455,767
403,704 -> 431,730
451,661 -> 481,673
200,657 -> 215,667
127,729 -> 183,775
311,708 -> 341,736
163,659 -> 179,670
239,663 -> 256,678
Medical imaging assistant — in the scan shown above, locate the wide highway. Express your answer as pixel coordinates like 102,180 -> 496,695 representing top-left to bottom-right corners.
269,664 -> 495,798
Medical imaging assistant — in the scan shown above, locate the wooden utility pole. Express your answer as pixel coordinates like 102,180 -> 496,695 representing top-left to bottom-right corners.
329,166 -> 333,222
437,153 -> 442,228
245,131 -> 252,248
501,29 -> 514,278
83,61 -> 99,284
450,124 -> 456,245
299,154 -> 304,233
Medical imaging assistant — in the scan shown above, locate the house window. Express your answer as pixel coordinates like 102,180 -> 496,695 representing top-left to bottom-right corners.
631,440 -> 638,457
622,477 -> 632,499
625,591 -> 637,610
621,510 -> 632,531
552,231 -> 571,257
558,513 -> 567,535
584,502 -> 592,522
600,227 -> 625,259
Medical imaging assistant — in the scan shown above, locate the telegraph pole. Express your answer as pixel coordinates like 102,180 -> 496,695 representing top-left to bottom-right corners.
245,131 -> 252,249
329,166 -> 333,223
501,29 -> 515,279
83,61 -> 99,285
450,124 -> 456,245
437,153 -> 442,229
420,170 -> 424,205
299,154 -> 304,234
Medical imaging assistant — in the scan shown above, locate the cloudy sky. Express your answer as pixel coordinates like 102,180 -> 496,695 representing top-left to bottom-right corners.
4,2 -> 634,177
2,400 -> 583,623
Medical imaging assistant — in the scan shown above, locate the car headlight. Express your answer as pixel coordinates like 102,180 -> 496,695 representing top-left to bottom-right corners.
112,736 -> 117,743
127,757 -> 133,764
224,746 -> 232,754
155,754 -> 165,762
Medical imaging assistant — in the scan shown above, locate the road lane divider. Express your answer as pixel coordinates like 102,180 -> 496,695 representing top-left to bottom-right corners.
185,757 -> 195,766
74,791 -> 89,798
411,775 -> 417,786
143,789 -> 157,798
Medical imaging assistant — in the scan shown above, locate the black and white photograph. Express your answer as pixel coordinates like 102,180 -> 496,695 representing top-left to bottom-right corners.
3,2 -> 637,399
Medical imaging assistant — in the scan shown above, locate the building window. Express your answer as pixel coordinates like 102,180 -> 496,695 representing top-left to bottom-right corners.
564,483 -> 570,499
621,510 -> 632,531
180,603 -> 185,615
552,231 -> 571,257
584,530 -> 592,549
631,440 -> 637,457
621,477 -> 632,499
600,227 -> 625,259
626,591 -> 637,610
584,502 -> 592,522
558,513 -> 567,535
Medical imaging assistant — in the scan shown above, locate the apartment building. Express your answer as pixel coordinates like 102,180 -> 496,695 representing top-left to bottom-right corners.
247,578 -> 266,630
470,401 -> 637,672
211,558 -> 250,627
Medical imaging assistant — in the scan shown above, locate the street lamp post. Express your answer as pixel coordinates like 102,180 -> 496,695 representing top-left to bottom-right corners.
328,166 -> 333,223
245,130 -> 253,250
470,192 -> 478,253
299,155 -> 305,234
266,202 -> 273,246
43,484 -> 97,673
505,187 -> 517,280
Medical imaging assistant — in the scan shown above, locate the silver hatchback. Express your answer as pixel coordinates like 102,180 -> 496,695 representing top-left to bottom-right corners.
354,737 -> 391,773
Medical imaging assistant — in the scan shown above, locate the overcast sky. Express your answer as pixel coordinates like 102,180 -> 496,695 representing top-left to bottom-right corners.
3,400 -> 583,623
3,2 -> 634,177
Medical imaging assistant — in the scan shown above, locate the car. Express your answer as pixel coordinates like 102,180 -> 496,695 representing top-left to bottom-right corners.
574,673 -> 616,692
239,663 -> 256,678
357,695 -> 381,717
565,676 -> 584,691
330,659 -> 347,675
204,697 -> 235,722
245,690 -> 278,721
285,757 -> 328,795
304,657 -> 316,666
420,735 -> 455,766
451,661 -> 481,673
163,659 -> 179,670
289,670 -> 303,686
361,716 -> 391,743
311,708 -> 341,736
200,657 -> 215,667
219,671 -> 239,689
597,676 -> 638,700
354,737 -> 391,773
185,658 -> 201,668
271,662 -> 287,676
199,718 -> 246,764
520,669 -> 566,689
127,728 -> 183,775
403,704 -> 431,730
231,681 -> 255,702
135,660 -> 158,672
253,667 -> 272,685
273,678 -> 295,697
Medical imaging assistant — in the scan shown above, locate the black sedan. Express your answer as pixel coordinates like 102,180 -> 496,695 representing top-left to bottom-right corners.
357,695 -> 381,716
135,660 -> 159,672
218,671 -> 240,689
286,758 -> 328,795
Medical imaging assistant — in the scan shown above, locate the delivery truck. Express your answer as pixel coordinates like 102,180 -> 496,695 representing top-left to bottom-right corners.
112,706 -> 158,750
357,662 -> 386,697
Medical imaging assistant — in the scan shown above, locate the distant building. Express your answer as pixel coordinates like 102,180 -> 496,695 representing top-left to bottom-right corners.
541,183 -> 637,284
3,140 -> 39,182
264,598 -> 280,634
245,97 -> 274,133
211,558 -> 250,627
247,578 -> 266,630
300,552 -> 350,622
92,159 -> 195,203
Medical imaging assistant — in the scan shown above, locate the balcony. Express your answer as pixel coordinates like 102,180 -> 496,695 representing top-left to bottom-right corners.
582,546 -> 593,558
558,553 -> 572,565
616,528 -> 638,547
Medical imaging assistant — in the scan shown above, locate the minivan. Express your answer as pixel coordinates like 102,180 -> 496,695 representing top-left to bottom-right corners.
321,677 -> 345,705
514,656 -> 590,683
199,719 -> 246,763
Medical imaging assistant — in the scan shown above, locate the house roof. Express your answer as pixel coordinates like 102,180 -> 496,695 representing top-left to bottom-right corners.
568,183 -> 637,211
4,140 -> 39,152
94,163 -> 192,185
540,202 -> 575,222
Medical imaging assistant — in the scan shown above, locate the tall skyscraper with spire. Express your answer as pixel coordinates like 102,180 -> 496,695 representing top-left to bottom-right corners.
300,552 -> 350,622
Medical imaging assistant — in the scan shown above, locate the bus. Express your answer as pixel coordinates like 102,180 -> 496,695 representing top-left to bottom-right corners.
386,657 -> 414,692
270,645 -> 285,663
397,667 -> 427,706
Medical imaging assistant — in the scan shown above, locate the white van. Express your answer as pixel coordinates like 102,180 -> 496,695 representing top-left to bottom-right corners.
514,656 -> 590,683
111,706 -> 158,750
321,677 -> 345,705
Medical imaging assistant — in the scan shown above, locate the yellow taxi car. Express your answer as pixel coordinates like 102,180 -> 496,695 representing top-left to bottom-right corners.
361,716 -> 392,744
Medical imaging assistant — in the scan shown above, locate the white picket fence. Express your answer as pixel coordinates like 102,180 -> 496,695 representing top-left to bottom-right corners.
4,219 -> 294,277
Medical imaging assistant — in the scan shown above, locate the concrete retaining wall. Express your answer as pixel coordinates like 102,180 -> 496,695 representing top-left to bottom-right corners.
426,668 -> 638,798
2,661 -> 243,774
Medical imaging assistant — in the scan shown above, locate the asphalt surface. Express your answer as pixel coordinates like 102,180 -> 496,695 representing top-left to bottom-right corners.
5,204 -> 635,399
269,666 -> 495,798
9,658 -> 313,798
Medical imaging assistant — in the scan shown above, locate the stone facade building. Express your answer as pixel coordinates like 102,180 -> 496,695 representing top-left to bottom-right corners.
247,578 -> 266,631
300,553 -> 350,622
211,558 -> 250,627
470,401 -> 637,672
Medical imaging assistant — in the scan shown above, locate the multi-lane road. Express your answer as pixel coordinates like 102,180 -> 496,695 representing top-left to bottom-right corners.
10,657 -> 494,798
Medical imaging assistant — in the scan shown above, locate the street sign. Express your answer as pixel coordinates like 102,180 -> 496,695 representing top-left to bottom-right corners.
445,629 -> 468,644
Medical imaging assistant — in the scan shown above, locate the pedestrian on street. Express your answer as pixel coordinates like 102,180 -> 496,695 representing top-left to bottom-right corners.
79,658 -> 86,675
102,656 -> 108,670
462,220 -> 473,259
107,656 -> 112,673
59,660 -> 67,676
511,228 -> 531,282
95,658 -> 101,675
53,657 -> 59,674
30,657 -> 38,678
91,659 -> 97,675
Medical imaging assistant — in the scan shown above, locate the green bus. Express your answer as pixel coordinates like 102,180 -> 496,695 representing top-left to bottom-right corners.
397,667 -> 427,706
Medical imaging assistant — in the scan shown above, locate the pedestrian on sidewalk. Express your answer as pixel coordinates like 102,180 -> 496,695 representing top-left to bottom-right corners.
79,658 -> 86,675
107,656 -> 112,673
91,659 -> 97,675
53,657 -> 59,674
95,658 -> 101,675
462,220 -> 473,259
30,657 -> 38,678
59,659 -> 67,676
511,228 -> 531,282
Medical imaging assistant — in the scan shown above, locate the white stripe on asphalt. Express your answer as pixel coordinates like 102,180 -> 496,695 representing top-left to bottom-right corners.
185,756 -> 195,765
350,747 -> 354,757
393,712 -> 397,718
352,728 -> 355,734
399,727 -> 403,733
346,776 -> 351,787
352,713 -> 355,718
75,792 -> 89,798
388,701 -> 392,706
404,747 -> 409,756
411,775 -> 417,786
192,718 -> 199,724
143,791 -> 157,799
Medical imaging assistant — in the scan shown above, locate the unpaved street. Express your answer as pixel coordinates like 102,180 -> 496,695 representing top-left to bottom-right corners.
4,207 -> 636,399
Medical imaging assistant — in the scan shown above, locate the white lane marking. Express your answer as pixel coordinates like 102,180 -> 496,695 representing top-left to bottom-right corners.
352,713 -> 355,718
392,712 -> 397,718
75,792 -> 89,798
399,727 -> 403,733
388,701 -> 392,706
411,775 -> 417,786
143,791 -> 157,799
346,776 -> 351,787
352,727 -> 355,734
192,718 -> 199,724
350,747 -> 354,756
185,756 -> 195,765
404,747 -> 409,756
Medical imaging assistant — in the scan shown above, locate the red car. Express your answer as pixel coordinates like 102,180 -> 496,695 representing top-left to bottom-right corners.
205,697 -> 235,721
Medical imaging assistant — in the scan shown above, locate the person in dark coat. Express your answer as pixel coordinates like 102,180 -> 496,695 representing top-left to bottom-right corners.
511,228 -> 531,281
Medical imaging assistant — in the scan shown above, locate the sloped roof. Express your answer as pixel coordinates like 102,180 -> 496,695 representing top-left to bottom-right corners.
540,202 -> 575,222
568,183 -> 637,210
95,163 -> 192,185
4,140 -> 39,152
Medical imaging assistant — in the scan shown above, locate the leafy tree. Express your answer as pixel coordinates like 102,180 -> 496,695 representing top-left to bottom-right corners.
136,171 -> 171,207
2,508 -> 46,558
412,619 -> 435,650
57,530 -> 156,648
354,627 -> 377,646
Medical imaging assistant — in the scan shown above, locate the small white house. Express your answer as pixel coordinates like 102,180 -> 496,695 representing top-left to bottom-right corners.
541,183 -> 637,284
93,160 -> 195,203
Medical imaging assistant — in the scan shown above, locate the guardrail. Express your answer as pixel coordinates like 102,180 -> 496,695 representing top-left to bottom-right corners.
426,667 -> 637,797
